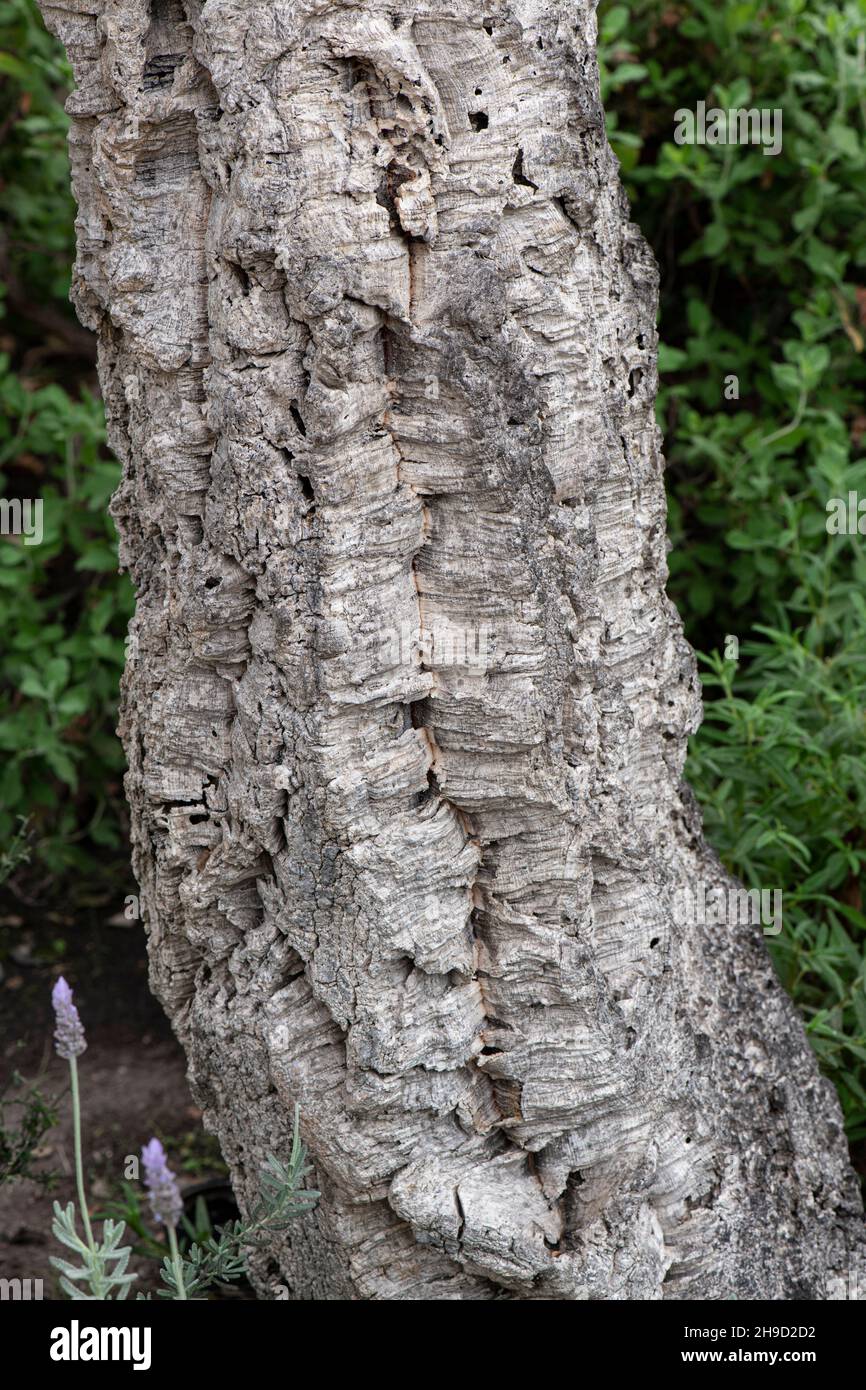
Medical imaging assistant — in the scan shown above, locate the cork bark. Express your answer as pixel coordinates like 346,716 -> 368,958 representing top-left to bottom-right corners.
42,0 -> 864,1299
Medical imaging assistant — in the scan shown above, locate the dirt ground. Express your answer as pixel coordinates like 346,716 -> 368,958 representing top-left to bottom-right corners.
0,888 -> 245,1299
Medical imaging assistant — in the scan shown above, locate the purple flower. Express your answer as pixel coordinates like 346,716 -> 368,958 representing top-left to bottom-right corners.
141,1138 -> 183,1229
51,976 -> 86,1060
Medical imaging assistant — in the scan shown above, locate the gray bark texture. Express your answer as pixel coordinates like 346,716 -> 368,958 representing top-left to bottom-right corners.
42,0 -> 865,1299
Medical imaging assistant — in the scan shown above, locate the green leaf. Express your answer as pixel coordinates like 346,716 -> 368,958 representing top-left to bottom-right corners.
659,344 -> 689,372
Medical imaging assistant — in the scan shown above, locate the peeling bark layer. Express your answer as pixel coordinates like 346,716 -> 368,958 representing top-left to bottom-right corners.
42,0 -> 864,1299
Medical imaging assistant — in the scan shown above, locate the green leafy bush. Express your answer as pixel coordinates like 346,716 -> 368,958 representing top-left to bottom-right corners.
0,1068 -> 58,1187
600,0 -> 866,1140
0,0 -> 133,884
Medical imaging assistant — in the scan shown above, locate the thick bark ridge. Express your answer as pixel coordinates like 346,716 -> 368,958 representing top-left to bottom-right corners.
41,0 -> 864,1298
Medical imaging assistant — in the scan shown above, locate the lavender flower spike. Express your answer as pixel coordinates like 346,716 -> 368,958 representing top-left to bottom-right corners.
141,1138 -> 183,1229
51,975 -> 86,1060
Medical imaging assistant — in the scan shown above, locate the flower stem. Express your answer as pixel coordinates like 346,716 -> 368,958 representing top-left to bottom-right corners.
168,1224 -> 187,1300
69,1055 -> 94,1251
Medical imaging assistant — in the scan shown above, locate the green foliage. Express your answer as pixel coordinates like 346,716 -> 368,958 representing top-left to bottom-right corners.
0,0 -> 133,883
51,1201 -> 136,1300
95,1180 -> 175,1263
0,0 -> 75,306
0,1068 -> 58,1186
97,1171 -> 227,1264
600,0 -> 866,1139
0,816 -> 30,884
152,1113 -> 319,1301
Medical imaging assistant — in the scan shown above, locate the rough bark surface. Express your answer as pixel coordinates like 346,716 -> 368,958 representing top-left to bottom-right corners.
42,0 -> 864,1299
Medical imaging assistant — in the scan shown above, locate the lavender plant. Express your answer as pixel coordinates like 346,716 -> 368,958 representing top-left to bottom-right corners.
149,1108 -> 319,1301
49,977 -> 136,1300
48,977 -> 318,1300
141,1138 -> 186,1299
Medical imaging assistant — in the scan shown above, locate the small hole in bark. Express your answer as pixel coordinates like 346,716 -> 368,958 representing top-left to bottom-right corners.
408,700 -> 427,730
474,87 -> 483,95
685,1136 -> 692,1145
483,20 -> 494,35
469,111 -> 489,131
480,1046 -> 500,1056
298,474 -> 315,505
649,937 -> 659,948
537,36 -> 544,49
627,367 -> 643,398
290,402 -> 307,437
204,576 -> 220,589
637,333 -> 646,348
188,813 -> 208,825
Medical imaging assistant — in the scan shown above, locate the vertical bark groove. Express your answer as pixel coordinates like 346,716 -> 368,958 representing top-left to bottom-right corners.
41,0 -> 865,1299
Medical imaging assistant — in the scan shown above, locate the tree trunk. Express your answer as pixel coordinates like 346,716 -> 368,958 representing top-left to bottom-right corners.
42,0 -> 864,1299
